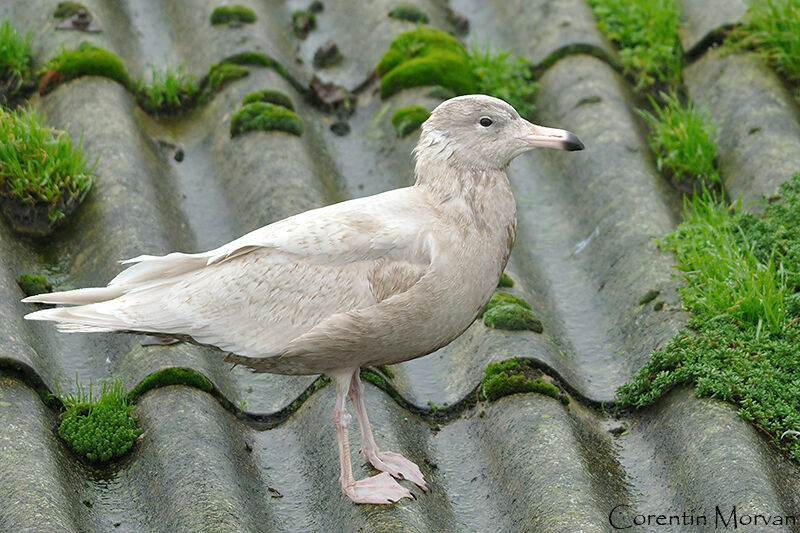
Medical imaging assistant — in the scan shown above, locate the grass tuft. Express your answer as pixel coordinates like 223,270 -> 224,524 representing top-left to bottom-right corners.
727,0 -> 800,89
210,5 -> 257,25
391,105 -> 429,137
468,43 -> 537,118
136,65 -> 199,115
0,106 -> 96,224
620,175 -> 800,461
55,377 -> 141,463
637,92 -> 720,188
0,20 -> 32,98
230,102 -> 303,137
586,0 -> 682,92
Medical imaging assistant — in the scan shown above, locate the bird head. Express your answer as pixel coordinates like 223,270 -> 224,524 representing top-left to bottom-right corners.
414,94 -> 584,171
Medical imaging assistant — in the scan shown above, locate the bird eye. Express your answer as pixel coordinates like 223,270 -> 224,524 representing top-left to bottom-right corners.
479,117 -> 493,127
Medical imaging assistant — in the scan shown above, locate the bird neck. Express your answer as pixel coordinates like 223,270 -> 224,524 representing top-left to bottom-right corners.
413,155 -> 510,206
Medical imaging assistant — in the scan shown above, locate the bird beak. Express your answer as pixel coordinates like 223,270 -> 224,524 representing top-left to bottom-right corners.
522,122 -> 585,151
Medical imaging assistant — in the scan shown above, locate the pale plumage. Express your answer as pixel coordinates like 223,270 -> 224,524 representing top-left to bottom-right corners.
23,95 -> 583,504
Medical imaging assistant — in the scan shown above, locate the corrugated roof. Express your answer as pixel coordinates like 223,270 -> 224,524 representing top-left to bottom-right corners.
2,0 -> 800,532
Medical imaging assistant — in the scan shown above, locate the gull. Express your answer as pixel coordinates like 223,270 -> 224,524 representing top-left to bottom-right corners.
23,95 -> 583,504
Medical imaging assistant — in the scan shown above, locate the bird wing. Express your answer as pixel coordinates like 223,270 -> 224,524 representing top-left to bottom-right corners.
26,189 -> 435,360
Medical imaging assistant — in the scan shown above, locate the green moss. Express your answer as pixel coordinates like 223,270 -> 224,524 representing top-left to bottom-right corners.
498,273 -> 514,288
230,102 -> 303,137
376,364 -> 395,379
292,10 -> 316,38
360,369 -> 387,390
638,289 -> 660,306
0,106 -> 96,223
376,28 -> 477,98
481,358 -> 566,403
42,42 -> 131,90
620,175 -> 800,462
210,5 -> 257,25
483,303 -> 543,332
483,291 -> 531,313
388,3 -> 430,23
391,105 -> 430,137
56,378 -> 141,463
206,62 -> 249,92
127,367 -> 213,402
17,274 -> 52,296
242,89 -> 295,110
225,52 -> 278,68
53,2 -> 87,18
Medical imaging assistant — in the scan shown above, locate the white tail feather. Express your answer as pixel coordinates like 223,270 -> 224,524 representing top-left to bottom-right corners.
21,286 -> 125,305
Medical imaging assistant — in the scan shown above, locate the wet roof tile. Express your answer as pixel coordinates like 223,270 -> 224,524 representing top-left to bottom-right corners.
2,0 -> 800,531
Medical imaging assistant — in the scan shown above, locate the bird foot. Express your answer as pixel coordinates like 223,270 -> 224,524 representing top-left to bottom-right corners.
343,472 -> 413,505
367,451 -> 428,491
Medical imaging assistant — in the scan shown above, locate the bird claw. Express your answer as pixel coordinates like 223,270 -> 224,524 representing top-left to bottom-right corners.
369,451 -> 428,491
343,472 -> 413,505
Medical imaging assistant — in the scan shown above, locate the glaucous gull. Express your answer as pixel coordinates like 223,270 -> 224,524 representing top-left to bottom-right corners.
23,94 -> 584,504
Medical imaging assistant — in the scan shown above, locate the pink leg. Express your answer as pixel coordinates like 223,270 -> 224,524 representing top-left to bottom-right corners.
330,369 -> 412,504
348,371 -> 428,491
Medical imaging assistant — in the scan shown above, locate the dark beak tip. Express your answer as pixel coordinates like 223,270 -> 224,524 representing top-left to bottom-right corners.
565,132 -> 585,151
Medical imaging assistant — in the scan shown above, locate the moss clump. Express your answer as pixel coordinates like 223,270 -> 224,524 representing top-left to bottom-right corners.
0,106 -> 96,233
56,378 -> 141,463
498,273 -> 514,288
483,304 -> 543,332
391,105 -> 430,137
210,5 -> 257,25
482,291 -> 541,332
206,62 -> 249,92
376,27 -> 477,98
376,364 -> 395,379
483,291 -> 531,313
292,10 -> 316,38
388,3 -> 430,23
242,89 -> 295,110
481,358 -> 567,403
376,28 -> 537,115
17,274 -> 52,296
225,52 -> 278,69
638,289 -> 660,306
127,367 -> 213,402
230,102 -> 303,137
53,2 -> 87,18
41,42 -> 131,92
